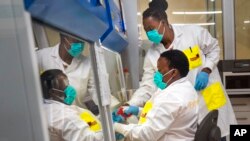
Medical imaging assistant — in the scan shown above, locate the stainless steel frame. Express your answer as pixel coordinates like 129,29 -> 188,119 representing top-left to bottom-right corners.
90,41 -> 116,141
222,0 -> 236,60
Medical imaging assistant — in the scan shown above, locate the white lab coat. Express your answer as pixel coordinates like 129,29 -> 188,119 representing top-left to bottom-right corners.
115,78 -> 198,141
128,25 -> 237,137
37,44 -> 95,108
43,100 -> 103,141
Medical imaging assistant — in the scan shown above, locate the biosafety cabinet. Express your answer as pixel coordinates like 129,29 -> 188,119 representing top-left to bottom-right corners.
0,0 -> 138,141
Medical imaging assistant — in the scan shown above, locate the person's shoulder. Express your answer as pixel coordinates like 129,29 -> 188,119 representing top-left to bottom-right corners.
36,45 -> 58,55
167,78 -> 197,95
175,78 -> 195,89
36,47 -> 49,55
175,24 -> 203,32
155,89 -> 184,106
77,54 -> 91,64
175,25 -> 206,38
147,43 -> 163,54
78,54 -> 89,60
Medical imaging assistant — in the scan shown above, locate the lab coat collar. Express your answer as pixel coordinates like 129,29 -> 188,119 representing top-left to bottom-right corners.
51,44 -> 60,58
171,24 -> 183,38
170,77 -> 187,85
165,77 -> 187,90
153,77 -> 187,97
50,44 -> 83,72
44,99 -> 62,105
152,25 -> 183,52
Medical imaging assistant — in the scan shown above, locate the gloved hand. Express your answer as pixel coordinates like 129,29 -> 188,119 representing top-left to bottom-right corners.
194,71 -> 209,91
124,106 -> 139,116
115,133 -> 124,140
112,109 -> 125,123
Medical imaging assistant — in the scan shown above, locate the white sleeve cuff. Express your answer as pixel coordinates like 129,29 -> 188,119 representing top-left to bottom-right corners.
204,59 -> 215,71
114,123 -> 128,136
127,98 -> 140,106
114,122 -> 138,137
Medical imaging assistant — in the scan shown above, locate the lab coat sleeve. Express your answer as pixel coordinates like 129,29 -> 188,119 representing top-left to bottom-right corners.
198,26 -> 220,71
58,115 -> 104,141
127,54 -> 156,107
115,98 -> 182,141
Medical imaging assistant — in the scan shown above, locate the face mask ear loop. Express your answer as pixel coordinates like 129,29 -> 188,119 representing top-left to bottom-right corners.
162,23 -> 166,35
162,69 -> 175,83
166,69 -> 176,84
157,21 -> 162,31
51,78 -> 63,95
166,75 -> 174,84
158,21 -> 166,37
52,88 -> 64,93
63,38 -> 71,52
65,38 -> 71,45
163,69 -> 174,77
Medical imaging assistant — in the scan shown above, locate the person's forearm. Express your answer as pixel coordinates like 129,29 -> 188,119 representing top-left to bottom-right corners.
202,67 -> 212,74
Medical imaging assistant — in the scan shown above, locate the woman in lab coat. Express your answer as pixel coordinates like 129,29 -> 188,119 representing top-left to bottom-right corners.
37,34 -> 98,114
40,69 -> 103,141
127,0 -> 236,140
114,50 -> 198,141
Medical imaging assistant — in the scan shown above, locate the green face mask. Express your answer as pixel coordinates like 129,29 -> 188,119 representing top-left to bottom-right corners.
153,69 -> 175,90
53,85 -> 77,105
63,85 -> 77,105
65,39 -> 85,57
146,21 -> 165,44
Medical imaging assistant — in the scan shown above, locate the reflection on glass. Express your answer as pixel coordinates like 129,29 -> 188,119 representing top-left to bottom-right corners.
102,47 -> 127,110
137,0 -> 224,59
34,23 -> 104,141
235,0 -> 250,59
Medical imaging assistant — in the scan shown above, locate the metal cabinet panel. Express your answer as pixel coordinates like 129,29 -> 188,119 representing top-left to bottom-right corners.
231,98 -> 250,112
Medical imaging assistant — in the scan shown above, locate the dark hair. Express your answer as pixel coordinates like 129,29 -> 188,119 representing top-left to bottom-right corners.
143,0 -> 168,22
160,50 -> 189,77
40,69 -> 64,99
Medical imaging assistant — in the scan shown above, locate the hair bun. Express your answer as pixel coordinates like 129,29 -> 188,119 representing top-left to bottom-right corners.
149,0 -> 168,11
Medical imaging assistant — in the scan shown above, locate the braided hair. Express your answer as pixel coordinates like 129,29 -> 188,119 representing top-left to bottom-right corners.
143,0 -> 169,23
40,69 -> 64,99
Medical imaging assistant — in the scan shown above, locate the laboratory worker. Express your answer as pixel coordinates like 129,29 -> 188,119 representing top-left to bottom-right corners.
37,34 -> 98,114
40,69 -> 103,141
127,0 -> 236,140
114,50 -> 198,141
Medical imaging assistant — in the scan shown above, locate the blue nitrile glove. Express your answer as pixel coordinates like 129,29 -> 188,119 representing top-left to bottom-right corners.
112,109 -> 125,123
124,106 -> 139,116
194,71 -> 209,91
115,133 -> 124,140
